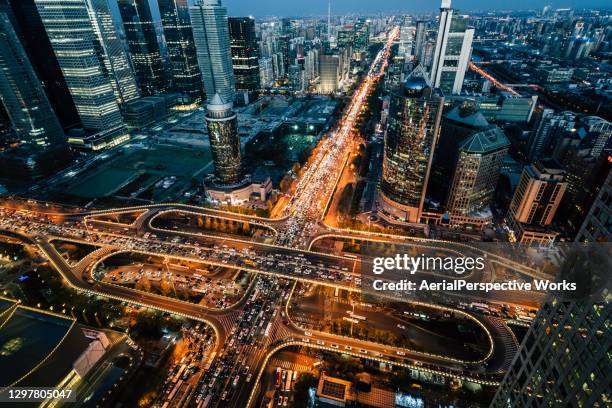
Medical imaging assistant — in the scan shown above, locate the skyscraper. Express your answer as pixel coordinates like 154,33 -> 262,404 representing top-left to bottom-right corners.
190,0 -> 236,103
413,20 -> 427,61
258,57 -> 274,88
496,129 -> 611,408
398,16 -> 415,58
430,0 -> 474,94
204,94 -> 241,185
34,0 -> 125,135
87,0 -> 140,105
228,17 -> 260,94
353,18 -> 369,52
158,0 -> 203,103
378,66 -> 444,224
507,160 -> 568,245
118,0 -> 167,96
1,0 -> 81,131
336,28 -> 354,50
446,126 -> 509,216
318,53 -> 341,94
0,13 -> 65,147
288,64 -> 303,92
527,109 -> 576,161
428,101 -> 489,204
491,298 -> 611,407
575,169 -> 611,242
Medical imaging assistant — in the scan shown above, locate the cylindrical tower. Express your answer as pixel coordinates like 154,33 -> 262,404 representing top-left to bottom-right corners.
205,93 -> 241,185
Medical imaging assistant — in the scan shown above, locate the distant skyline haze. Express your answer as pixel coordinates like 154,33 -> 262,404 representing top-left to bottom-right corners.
141,0 -> 610,20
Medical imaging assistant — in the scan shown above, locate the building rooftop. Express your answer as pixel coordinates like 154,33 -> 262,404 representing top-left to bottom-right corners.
0,299 -> 88,388
446,104 -> 490,129
459,126 -> 510,153
316,374 -> 352,403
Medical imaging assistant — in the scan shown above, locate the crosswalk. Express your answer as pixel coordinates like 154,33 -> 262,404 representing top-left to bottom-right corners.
269,358 -> 311,374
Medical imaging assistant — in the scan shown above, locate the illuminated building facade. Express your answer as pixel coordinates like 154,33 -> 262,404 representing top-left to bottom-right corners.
491,299 -> 611,407
158,0 -> 203,103
575,169 -> 611,242
0,13 -> 65,147
228,17 -> 260,93
118,0 -> 167,96
205,93 -> 241,185
87,0 -> 140,105
379,66 -> 444,224
507,160 -> 568,245
190,0 -> 236,103
430,0 -> 474,94
446,126 -> 509,216
34,0 -> 126,136
1,0 -> 81,131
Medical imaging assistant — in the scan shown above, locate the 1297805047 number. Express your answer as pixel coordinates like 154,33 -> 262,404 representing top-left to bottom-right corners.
1,388 -> 76,403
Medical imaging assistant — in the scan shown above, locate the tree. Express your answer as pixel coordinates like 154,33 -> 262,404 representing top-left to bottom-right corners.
160,278 -> 173,296
136,276 -> 151,292
293,373 -> 317,408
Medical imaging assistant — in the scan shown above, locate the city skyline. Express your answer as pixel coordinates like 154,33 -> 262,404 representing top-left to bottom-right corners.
136,0 -> 612,22
0,0 -> 609,407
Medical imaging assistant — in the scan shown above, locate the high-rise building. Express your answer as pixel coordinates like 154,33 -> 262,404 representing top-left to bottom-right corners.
527,109 -> 576,161
304,49 -> 319,82
118,0 -> 167,96
491,297 -> 611,407
228,17 -> 260,93
271,52 -> 286,79
398,16 -> 415,58
378,66 -> 444,224
429,101 -> 489,204
336,28 -> 354,49
430,0 -> 474,94
413,21 -> 427,61
507,160 -> 568,245
276,35 -> 291,74
288,64 -> 303,92
353,18 -> 369,52
0,13 -> 65,147
446,126 -> 509,216
258,57 -> 274,88
87,0 -> 140,105
34,0 -> 126,136
318,53 -> 341,94
575,169 -> 611,242
204,93 -> 241,185
1,0 -> 81,131
190,0 -> 236,103
158,0 -> 203,103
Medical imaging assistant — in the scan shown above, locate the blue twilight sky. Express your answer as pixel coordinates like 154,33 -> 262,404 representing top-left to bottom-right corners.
143,0 -> 610,19
215,0 -> 608,17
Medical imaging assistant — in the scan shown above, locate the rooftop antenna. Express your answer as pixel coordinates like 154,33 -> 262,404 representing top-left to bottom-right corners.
327,0 -> 331,42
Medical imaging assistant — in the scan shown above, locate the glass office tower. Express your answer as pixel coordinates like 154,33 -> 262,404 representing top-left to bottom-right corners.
118,0 -> 167,96
228,17 -> 260,93
0,13 -> 65,147
158,0 -> 203,103
87,0 -> 140,105
34,0 -> 125,133
379,66 -> 444,224
190,0 -> 236,103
